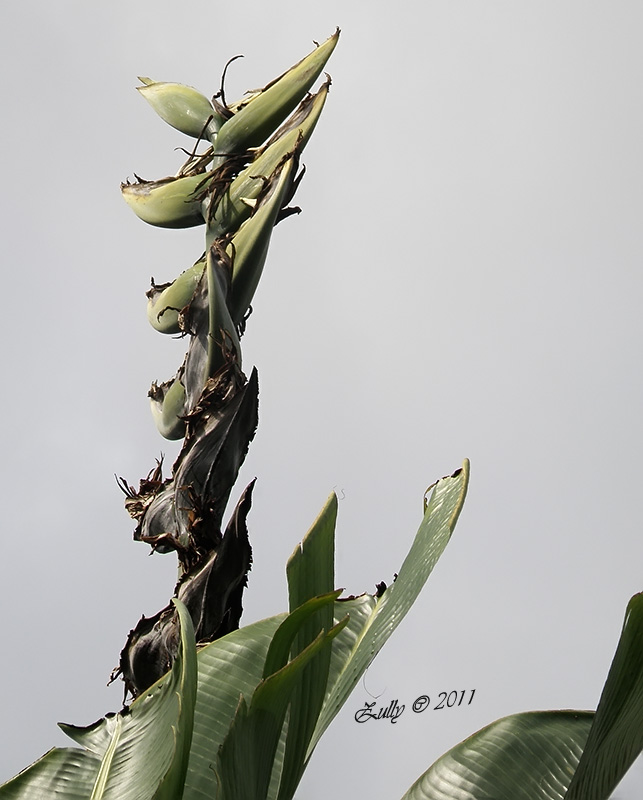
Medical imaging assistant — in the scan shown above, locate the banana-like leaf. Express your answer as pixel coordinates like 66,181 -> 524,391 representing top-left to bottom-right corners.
0,599 -> 197,800
276,494 -> 337,800
310,460 -> 470,756
184,463 -> 468,800
287,493 -> 336,614
181,615 -> 284,800
564,592 -> 643,800
179,597 -> 345,800
1,463 -> 469,800
263,591 -> 343,678
398,593 -> 643,800
216,604 -> 347,800
399,710 -> 594,800
216,637 -> 327,800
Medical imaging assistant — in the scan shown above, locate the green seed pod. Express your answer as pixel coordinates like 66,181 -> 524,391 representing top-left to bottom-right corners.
137,77 -> 224,139
205,79 -> 329,244
212,28 -> 338,156
149,377 -> 187,440
121,172 -> 212,228
147,258 -> 207,334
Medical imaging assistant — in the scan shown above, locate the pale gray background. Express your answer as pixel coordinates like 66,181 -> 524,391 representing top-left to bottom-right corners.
1,2 -> 642,798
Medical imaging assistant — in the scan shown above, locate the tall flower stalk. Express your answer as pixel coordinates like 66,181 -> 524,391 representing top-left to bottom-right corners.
115,31 -> 339,698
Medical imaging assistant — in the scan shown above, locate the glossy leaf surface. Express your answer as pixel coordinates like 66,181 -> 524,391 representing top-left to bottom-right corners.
310,461 -> 470,755
0,600 -> 197,800
400,710 -> 593,800
564,593 -> 643,800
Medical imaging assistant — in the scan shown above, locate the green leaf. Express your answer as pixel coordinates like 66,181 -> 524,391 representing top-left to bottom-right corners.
287,492 -> 336,615
399,710 -> 593,800
216,625 -> 340,800
310,460 -> 470,755
152,599 -> 198,799
0,749 -> 101,800
181,615 -> 284,800
180,466 -> 469,800
0,599 -> 197,800
0,463 -> 469,800
263,590 -> 342,678
398,592 -> 643,800
564,593 -> 643,800
181,594 -> 347,800
275,494 -> 338,800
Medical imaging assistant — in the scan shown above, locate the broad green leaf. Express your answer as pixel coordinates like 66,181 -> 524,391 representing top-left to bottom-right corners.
0,749 -> 101,800
276,493 -> 337,800
564,593 -> 643,800
182,593 -> 348,800
1,462 -> 469,800
181,615 -> 284,800
153,599 -> 197,799
400,710 -> 593,800
0,599 -> 197,800
310,461 -> 470,755
263,591 -> 342,678
216,622 -> 344,800
287,492 -> 336,616
397,592 -> 643,800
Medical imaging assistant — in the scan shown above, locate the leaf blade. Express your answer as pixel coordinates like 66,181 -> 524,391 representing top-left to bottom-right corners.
0,600 -> 197,800
399,710 -> 593,800
564,593 -> 643,800
311,461 -> 470,754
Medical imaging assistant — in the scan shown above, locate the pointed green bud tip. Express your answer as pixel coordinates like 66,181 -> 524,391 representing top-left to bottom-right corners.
213,28 -> 340,156
137,78 -> 223,139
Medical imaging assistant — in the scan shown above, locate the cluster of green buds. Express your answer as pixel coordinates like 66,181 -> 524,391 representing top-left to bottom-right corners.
115,31 -> 339,698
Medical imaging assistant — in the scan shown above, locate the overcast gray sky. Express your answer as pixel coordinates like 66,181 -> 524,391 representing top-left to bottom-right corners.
1,2 -> 642,798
